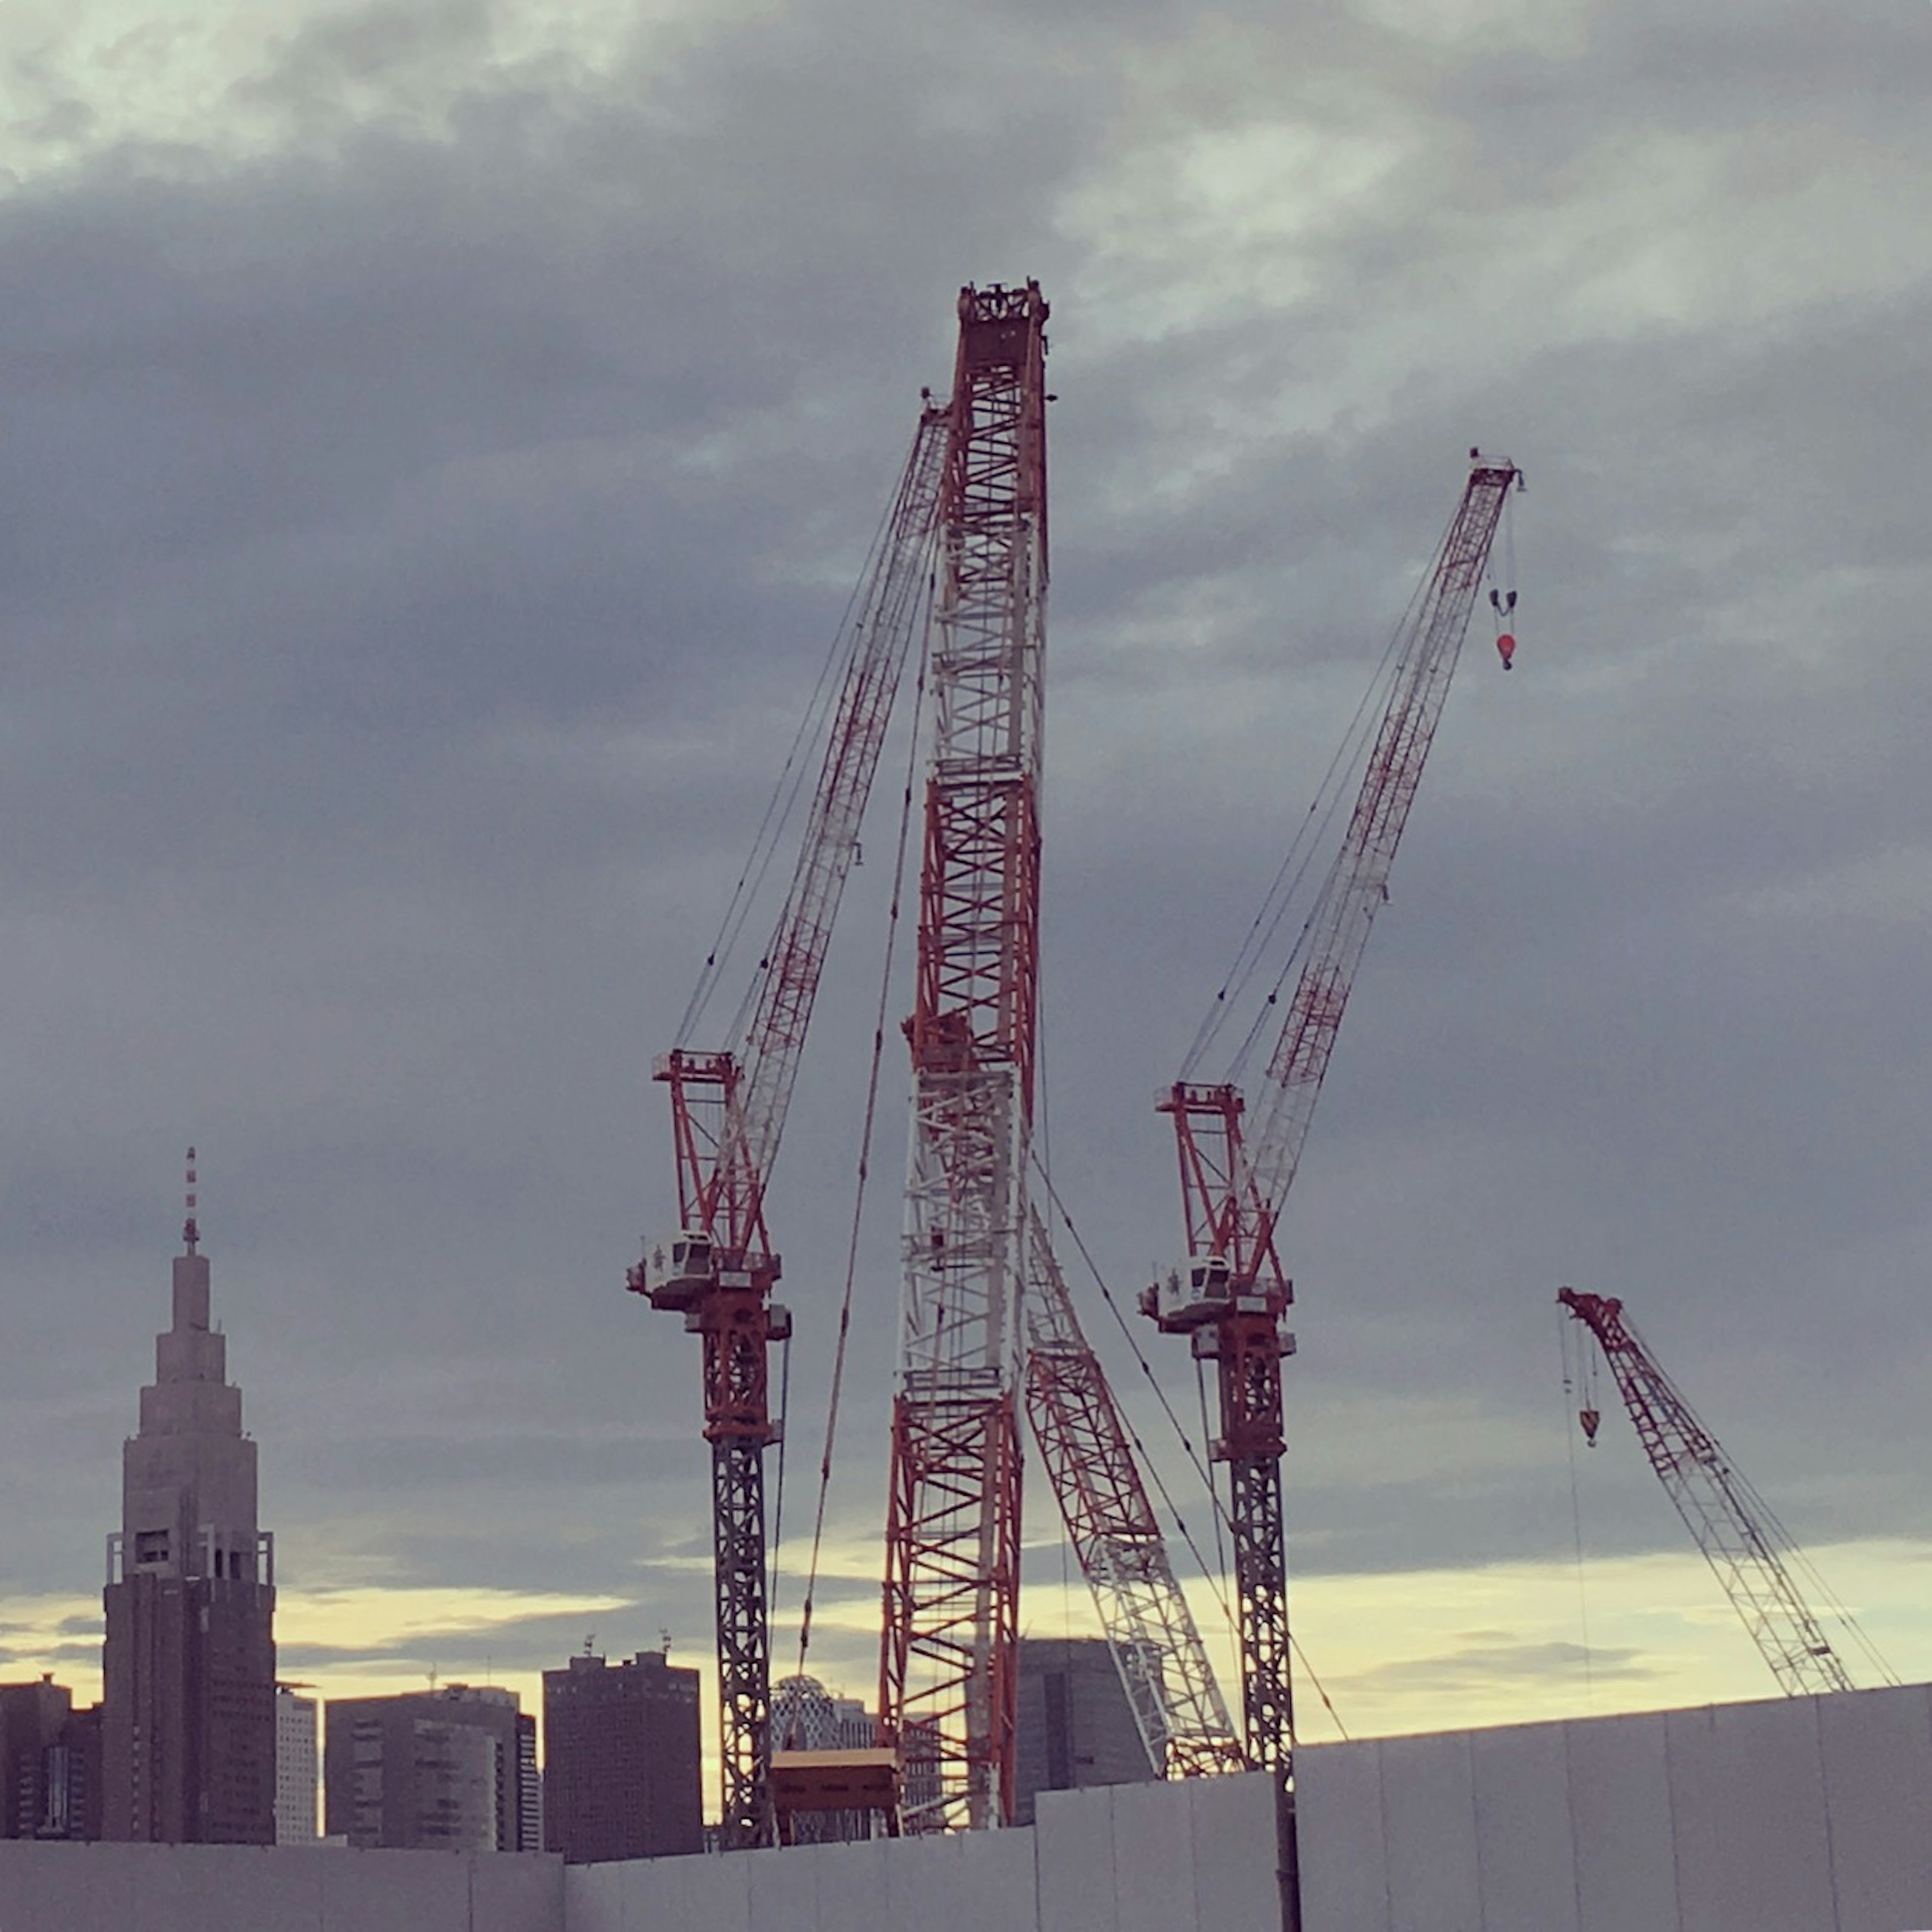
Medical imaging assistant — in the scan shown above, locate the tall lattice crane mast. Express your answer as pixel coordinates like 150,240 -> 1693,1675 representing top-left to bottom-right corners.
1557,1287 -> 1889,1698
628,408 -> 947,1848
1024,1210 -> 1246,1778
1146,454 -> 1520,1920
880,281 -> 1049,1833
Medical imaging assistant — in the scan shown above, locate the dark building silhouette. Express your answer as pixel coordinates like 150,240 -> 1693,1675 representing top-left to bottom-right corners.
1013,1637 -> 1158,1825
101,1170 -> 277,1843
0,1678 -> 102,1840
325,1686 -> 539,1852
542,1649 -> 701,1863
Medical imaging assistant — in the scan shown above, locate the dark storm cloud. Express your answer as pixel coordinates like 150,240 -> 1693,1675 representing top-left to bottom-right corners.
2,0 -> 1928,1728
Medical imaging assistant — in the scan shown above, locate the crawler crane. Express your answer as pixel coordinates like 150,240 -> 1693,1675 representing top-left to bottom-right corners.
1558,1286 -> 1894,1698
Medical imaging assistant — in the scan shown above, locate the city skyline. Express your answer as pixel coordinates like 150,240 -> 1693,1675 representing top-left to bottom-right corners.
2,0 -> 1930,1818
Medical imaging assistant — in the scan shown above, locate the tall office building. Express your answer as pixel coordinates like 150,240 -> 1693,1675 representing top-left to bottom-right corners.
274,1685 -> 318,1842
0,1677 -> 102,1840
1013,1637 -> 1158,1826
325,1685 -> 538,1852
541,1650 -> 701,1863
101,1165 -> 277,1843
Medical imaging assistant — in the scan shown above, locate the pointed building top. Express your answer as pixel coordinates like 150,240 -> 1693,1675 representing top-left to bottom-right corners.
183,1145 -> 200,1255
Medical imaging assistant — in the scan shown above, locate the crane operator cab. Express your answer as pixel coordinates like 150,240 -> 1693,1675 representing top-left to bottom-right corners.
1141,1252 -> 1233,1333
634,1230 -> 716,1312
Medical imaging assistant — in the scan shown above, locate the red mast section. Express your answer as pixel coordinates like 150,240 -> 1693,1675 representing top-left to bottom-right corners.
880,281 -> 1049,1833
1557,1287 -> 1883,1698
629,408 -> 947,1848
1146,454 -> 1519,1922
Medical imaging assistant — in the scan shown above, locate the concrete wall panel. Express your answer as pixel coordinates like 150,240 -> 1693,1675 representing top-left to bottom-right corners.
316,1846 -> 473,1932
1297,1737 -> 1391,1932
746,1844 -> 810,1932
474,1852 -> 568,1932
142,1843 -> 326,1928
1036,1784 -> 1119,1932
1564,1710 -> 1679,1932
809,1837 -> 890,1932
1187,1770 -> 1280,1932
1108,1777 -> 1198,1932
561,1861 -> 626,1932
1667,1697 -> 1835,1932
1819,1684 -> 1932,1932
950,1822 -> 1037,1932
1378,1732 -> 1480,1932
1471,1721 -> 1581,1932
641,1847 -> 754,1932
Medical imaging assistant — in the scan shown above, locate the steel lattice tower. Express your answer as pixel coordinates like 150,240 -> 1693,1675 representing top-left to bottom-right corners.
880,280 -> 1049,1833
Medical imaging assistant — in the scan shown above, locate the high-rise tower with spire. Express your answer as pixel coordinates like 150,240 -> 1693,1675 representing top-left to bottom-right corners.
101,1152 -> 277,1843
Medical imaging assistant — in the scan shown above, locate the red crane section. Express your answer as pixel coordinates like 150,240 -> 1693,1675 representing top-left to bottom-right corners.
1146,454 -> 1520,1926
881,281 -> 1049,1834
628,407 -> 947,1848
1557,1286 -> 1885,1699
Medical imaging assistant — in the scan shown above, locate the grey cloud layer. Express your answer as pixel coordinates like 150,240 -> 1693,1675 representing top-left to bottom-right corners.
3,0 -> 1928,1710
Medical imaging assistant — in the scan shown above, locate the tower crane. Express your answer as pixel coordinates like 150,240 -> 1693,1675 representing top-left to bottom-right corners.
628,405 -> 947,1848
1143,453 -> 1522,1923
1557,1286 -> 1894,1698
880,281 -> 1049,1833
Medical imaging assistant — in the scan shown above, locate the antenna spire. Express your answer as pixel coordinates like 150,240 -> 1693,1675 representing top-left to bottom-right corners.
183,1146 -> 200,1254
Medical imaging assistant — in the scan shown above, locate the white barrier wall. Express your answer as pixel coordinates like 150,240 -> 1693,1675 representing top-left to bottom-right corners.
564,1772 -> 1280,1932
1295,1682 -> 1932,1932
0,1841 -> 562,1932
7,1685 -> 1928,1932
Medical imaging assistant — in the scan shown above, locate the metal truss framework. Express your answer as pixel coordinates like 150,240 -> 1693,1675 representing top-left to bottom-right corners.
882,281 -> 1050,1833
1558,1287 -> 1863,1698
1022,1212 -> 1246,1780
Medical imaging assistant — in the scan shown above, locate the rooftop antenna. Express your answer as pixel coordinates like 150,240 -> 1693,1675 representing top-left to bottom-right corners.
583,1633 -> 597,1658
183,1146 -> 200,1254
660,1627 -> 673,1659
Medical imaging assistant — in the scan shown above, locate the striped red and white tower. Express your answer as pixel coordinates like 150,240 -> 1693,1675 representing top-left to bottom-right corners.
880,280 -> 1049,1832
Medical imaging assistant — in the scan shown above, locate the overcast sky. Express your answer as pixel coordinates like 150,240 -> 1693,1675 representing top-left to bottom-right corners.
2,0 -> 1929,1797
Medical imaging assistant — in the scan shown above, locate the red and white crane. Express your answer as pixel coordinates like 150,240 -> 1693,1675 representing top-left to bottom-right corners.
628,406 -> 947,1848
879,281 -> 1049,1832
1144,454 -> 1521,1919
1557,1286 -> 1893,1698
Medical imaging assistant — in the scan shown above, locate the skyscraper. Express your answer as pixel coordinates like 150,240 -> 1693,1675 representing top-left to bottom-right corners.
541,1650 -> 701,1863
0,1677 -> 102,1840
101,1159 -> 277,1844
1013,1638 -> 1158,1826
274,1685 -> 318,1842
324,1685 -> 539,1853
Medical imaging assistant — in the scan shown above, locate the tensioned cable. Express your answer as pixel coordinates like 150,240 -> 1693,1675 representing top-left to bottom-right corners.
1559,1308 -> 1596,1707
1184,514 -> 1450,1089
675,477 -> 907,1050
790,595 -> 934,1682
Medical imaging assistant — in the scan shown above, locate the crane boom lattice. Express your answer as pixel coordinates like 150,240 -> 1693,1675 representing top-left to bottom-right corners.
1023,1208 -> 1246,1781
1557,1286 -> 1872,1698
